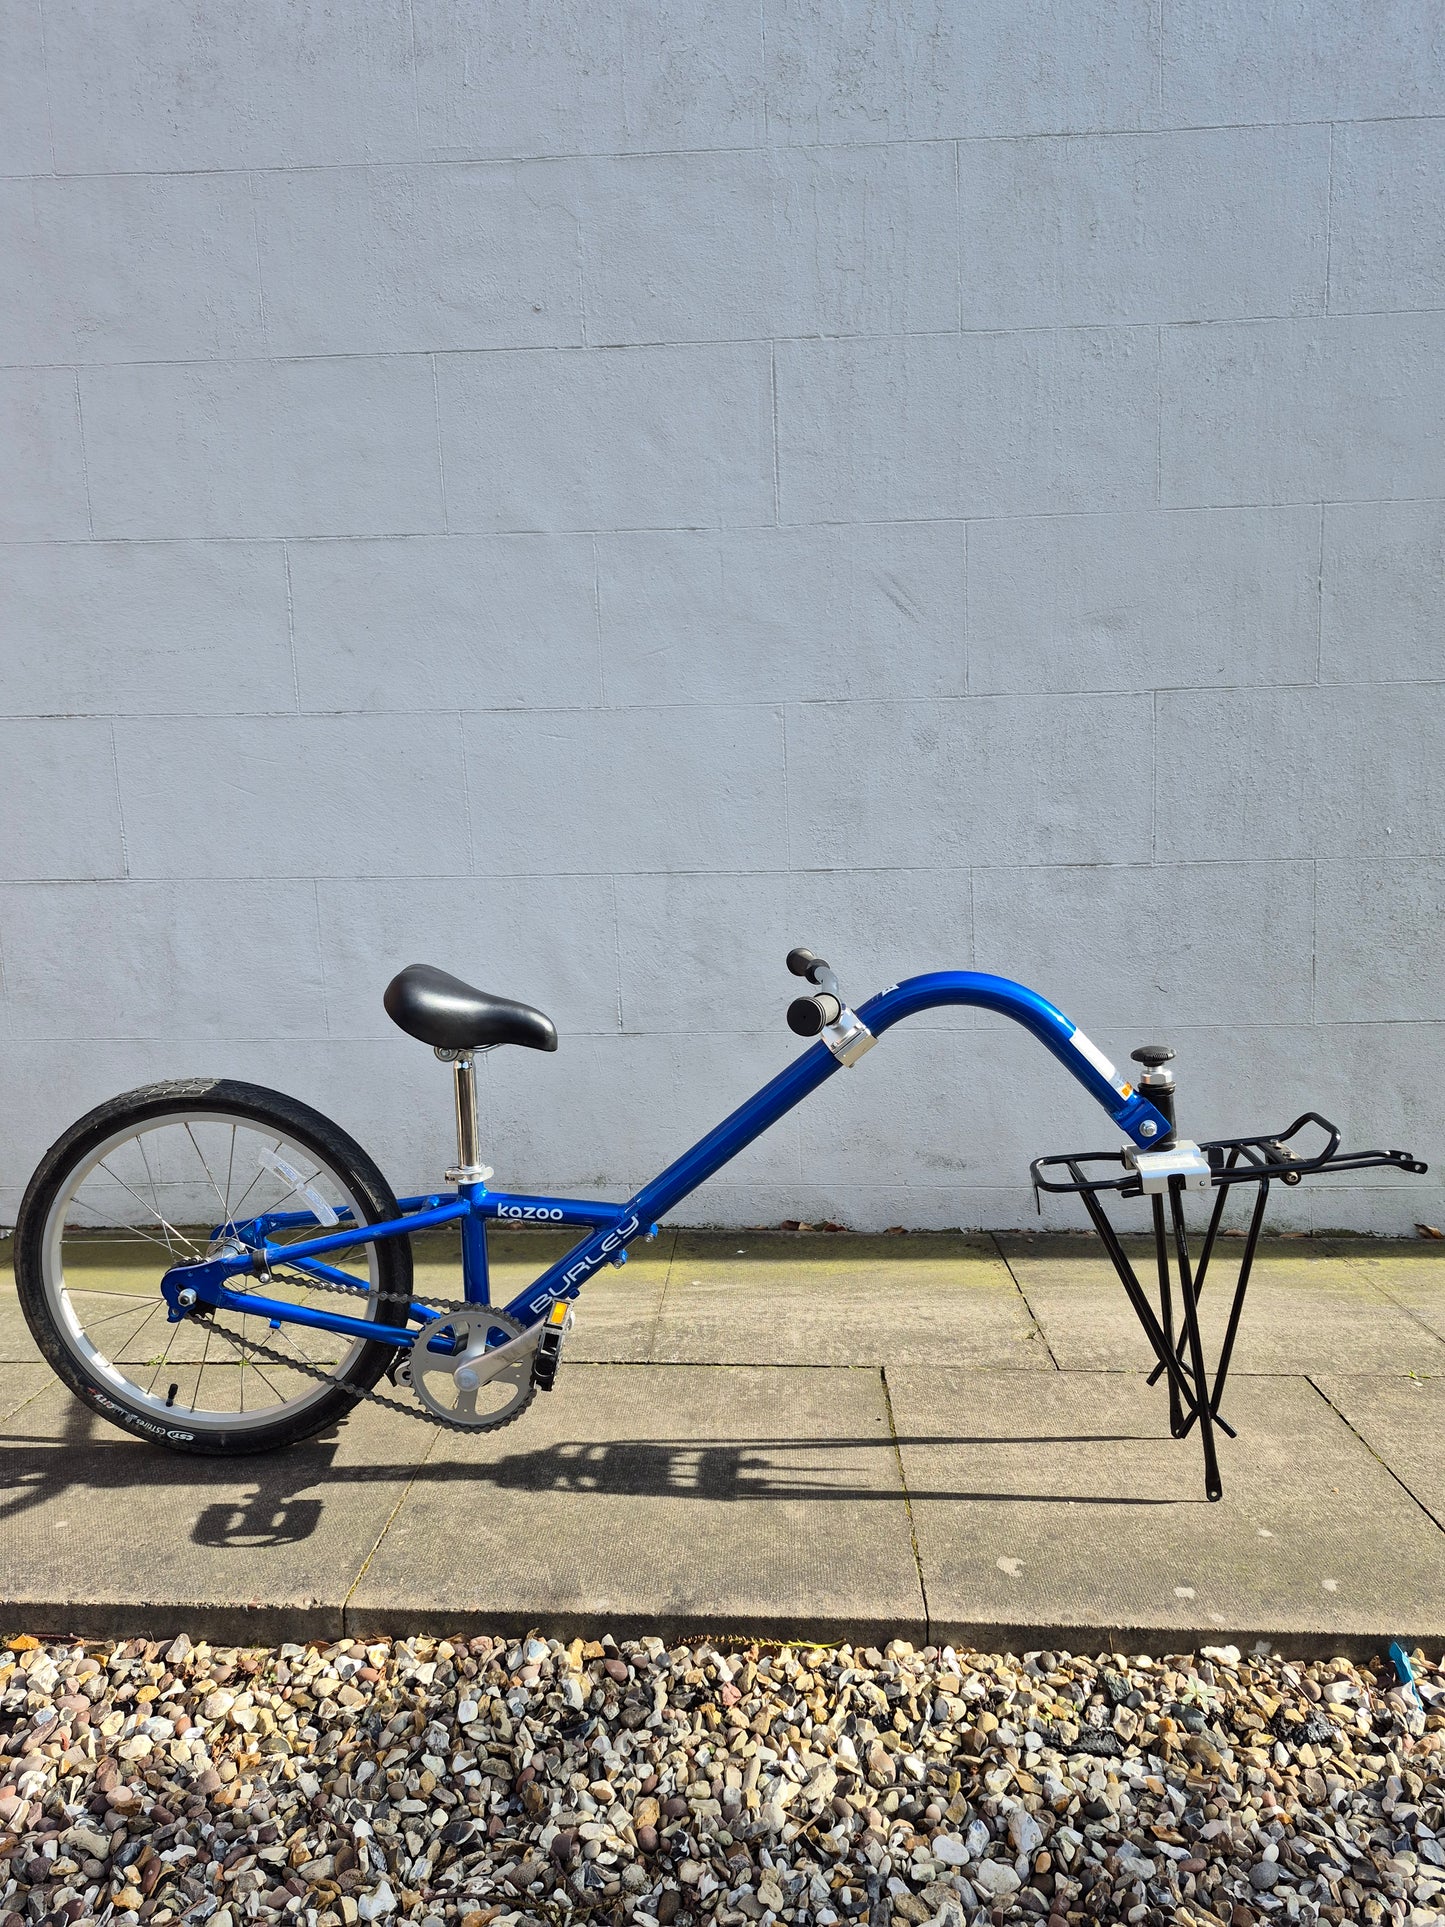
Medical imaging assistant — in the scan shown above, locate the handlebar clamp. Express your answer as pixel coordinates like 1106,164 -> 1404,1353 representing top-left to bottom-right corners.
785,946 -> 876,1066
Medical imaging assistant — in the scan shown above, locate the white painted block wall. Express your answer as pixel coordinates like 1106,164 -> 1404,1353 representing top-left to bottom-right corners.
2,0 -> 1443,1233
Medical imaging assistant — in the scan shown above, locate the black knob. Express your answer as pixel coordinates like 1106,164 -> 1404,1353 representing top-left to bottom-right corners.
787,947 -> 828,980
1130,1043 -> 1176,1067
787,994 -> 841,1036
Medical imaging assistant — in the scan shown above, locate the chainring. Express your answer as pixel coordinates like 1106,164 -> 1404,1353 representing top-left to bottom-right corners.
408,1306 -> 537,1431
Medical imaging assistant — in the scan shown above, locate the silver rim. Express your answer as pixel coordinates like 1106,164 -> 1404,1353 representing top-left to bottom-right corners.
40,1108 -> 391,1434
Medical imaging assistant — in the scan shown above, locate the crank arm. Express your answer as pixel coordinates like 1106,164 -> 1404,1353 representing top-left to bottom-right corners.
450,1321 -> 543,1391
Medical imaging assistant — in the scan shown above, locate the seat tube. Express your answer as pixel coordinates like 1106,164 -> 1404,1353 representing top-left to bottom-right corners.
460,1191 -> 491,1306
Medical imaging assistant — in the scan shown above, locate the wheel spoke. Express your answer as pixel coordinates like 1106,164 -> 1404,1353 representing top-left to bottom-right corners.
144,1315 -> 184,1395
185,1122 -> 237,1234
268,1319 -> 341,1375
94,1160 -> 201,1257
134,1135 -> 174,1255
194,1319 -> 214,1413
67,1197 -> 187,1262
222,1138 -> 285,1228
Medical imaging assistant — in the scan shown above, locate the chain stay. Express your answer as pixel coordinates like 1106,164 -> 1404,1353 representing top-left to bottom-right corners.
187,1261 -> 536,1435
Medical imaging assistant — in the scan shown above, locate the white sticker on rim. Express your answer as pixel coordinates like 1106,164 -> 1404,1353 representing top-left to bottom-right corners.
256,1148 -> 340,1227
1068,1027 -> 1118,1085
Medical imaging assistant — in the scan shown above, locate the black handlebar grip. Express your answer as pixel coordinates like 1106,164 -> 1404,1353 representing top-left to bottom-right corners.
787,947 -> 832,985
787,993 -> 841,1036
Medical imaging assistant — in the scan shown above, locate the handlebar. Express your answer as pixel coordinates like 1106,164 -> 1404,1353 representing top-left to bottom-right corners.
787,948 -> 834,987
787,991 -> 842,1036
784,949 -> 1175,1146
785,947 -> 846,1036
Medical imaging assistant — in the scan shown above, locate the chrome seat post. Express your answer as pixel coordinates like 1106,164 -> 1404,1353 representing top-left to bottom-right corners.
439,1047 -> 491,1185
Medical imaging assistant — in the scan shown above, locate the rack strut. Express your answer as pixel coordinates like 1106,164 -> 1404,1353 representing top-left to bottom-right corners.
1031,1083 -> 1428,1500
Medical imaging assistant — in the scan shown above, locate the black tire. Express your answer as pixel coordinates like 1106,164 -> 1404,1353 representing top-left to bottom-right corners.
13,1078 -> 413,1456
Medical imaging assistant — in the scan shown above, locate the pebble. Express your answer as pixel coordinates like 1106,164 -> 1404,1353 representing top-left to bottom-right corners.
0,1635 -> 1443,1927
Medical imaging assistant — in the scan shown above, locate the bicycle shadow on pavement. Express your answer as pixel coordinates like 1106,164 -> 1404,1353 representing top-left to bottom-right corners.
0,1397 -> 1194,1551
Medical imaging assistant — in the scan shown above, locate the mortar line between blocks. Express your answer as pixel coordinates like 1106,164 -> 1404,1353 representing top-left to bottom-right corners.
769,341 -> 781,527
35,0 -> 57,176
342,1427 -> 445,1633
311,877 -> 331,1036
1315,500 -> 1326,683
247,169 -> 269,347
1304,1372 -> 1445,1539
71,368 -> 94,538
989,1232 -> 1062,1370
107,720 -> 131,877
458,710 -> 477,875
282,541 -> 301,710
1324,122 -> 1337,314
6,120 -> 1443,185
405,0 -> 423,153
609,872 -> 625,1030
880,1365 -> 930,1643
431,351 -> 449,532
1309,857 -> 1318,1027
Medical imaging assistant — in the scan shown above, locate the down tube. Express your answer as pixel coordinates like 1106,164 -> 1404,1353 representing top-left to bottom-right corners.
503,1041 -> 841,1321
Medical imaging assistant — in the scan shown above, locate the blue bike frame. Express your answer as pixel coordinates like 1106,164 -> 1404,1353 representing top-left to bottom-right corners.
159,972 -> 1170,1346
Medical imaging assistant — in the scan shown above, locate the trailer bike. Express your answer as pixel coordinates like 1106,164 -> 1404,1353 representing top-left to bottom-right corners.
12,951 -> 1426,1500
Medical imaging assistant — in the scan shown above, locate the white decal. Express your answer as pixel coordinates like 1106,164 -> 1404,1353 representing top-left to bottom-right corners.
1068,1027 -> 1118,1085
561,1214 -> 640,1288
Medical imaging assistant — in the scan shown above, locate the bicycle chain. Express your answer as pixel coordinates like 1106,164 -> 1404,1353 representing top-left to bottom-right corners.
188,1264 -> 535,1435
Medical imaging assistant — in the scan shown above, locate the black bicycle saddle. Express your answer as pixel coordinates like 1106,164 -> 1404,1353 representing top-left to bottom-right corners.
383,964 -> 558,1053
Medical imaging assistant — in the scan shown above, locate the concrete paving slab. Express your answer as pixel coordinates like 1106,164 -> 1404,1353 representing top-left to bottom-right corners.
1311,1372 -> 1445,1523
653,1231 -> 1050,1367
0,1377 -> 433,1644
4,1236 -> 1444,1651
347,1362 -> 926,1645
888,1367 -> 1445,1657
995,1232 -> 1445,1375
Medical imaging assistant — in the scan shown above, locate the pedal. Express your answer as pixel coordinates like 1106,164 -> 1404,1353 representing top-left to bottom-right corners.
531,1299 -> 572,1393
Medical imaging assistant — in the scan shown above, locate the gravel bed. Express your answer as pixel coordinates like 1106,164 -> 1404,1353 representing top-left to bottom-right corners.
2,1632 -> 1443,1927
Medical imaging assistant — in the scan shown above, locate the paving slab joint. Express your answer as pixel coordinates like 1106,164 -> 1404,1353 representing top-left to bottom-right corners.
640,1225 -> 680,1362
1305,1371 -> 1445,1538
340,1428 -> 442,1634
879,1363 -> 931,1640
989,1228 -> 1061,1369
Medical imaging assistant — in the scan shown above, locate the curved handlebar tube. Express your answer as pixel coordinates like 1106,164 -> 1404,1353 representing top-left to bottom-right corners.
858,973 -> 1172,1148
503,971 -> 1171,1323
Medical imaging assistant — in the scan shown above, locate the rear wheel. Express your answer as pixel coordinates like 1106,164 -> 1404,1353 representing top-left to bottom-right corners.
13,1080 -> 412,1455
